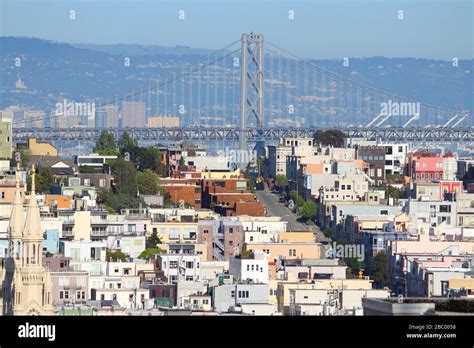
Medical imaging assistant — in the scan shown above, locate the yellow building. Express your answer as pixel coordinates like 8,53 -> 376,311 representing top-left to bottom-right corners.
0,120 -> 12,159
147,116 -> 180,128
151,221 -> 198,244
277,232 -> 315,243
448,278 -> 474,296
200,168 -> 242,179
244,242 -> 321,263
27,138 -> 58,157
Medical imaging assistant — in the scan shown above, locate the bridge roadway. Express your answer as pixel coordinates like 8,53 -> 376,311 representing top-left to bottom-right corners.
12,127 -> 474,143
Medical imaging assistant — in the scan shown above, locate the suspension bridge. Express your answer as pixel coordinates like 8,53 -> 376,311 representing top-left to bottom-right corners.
12,33 -> 473,147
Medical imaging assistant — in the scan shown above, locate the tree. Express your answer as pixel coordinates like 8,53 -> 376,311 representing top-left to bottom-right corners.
239,250 -> 255,259
112,158 -> 137,196
301,201 -> 317,221
141,147 -> 165,173
138,248 -> 167,260
289,190 -> 304,207
322,228 -> 334,239
137,170 -> 163,195
369,251 -> 389,288
118,131 -> 138,154
343,257 -> 365,279
98,191 -> 144,213
275,174 -> 289,189
146,230 -> 162,249
106,250 -> 127,262
10,149 -> 30,169
385,185 -> 404,199
93,131 -> 118,156
314,129 -> 347,147
27,167 -> 54,193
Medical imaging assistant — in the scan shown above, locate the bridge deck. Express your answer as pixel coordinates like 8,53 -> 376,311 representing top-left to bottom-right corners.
12,127 -> 474,142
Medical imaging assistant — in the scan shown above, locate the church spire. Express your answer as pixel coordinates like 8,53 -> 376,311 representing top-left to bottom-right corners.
23,165 -> 42,241
9,162 -> 24,239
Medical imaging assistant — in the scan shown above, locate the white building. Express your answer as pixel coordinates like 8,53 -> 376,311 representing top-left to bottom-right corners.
156,254 -> 201,284
60,240 -> 107,262
229,250 -> 269,284
107,235 -> 146,259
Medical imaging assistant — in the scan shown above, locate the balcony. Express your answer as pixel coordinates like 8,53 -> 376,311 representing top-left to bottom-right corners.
62,231 -> 74,237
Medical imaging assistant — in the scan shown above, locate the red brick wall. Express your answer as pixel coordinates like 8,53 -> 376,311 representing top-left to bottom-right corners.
163,185 -> 201,208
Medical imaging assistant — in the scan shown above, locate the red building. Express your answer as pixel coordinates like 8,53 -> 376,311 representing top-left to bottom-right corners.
438,180 -> 463,199
407,152 -> 444,182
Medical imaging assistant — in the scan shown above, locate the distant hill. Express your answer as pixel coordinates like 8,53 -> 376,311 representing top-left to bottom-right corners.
74,43 -> 215,57
0,37 -> 472,126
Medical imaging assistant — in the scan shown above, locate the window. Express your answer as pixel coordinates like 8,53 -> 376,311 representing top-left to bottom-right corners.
186,261 -> 194,269
170,261 -> 178,269
380,210 -> 388,215
439,205 -> 451,213
249,236 -> 254,242
186,276 -> 194,281
76,291 -> 86,300
229,228 -> 233,233
59,290 -> 69,300
231,291 -> 235,298
229,241 -> 233,246
99,179 -> 106,187
238,291 -> 249,298
203,229 -> 209,234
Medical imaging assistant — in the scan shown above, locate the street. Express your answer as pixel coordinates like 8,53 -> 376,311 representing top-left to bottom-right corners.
256,190 -> 328,241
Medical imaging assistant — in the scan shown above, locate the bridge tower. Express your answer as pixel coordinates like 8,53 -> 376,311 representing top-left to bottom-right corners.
239,33 -> 265,156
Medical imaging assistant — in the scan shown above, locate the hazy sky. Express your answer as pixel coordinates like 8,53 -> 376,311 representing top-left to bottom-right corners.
1,0 -> 472,59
